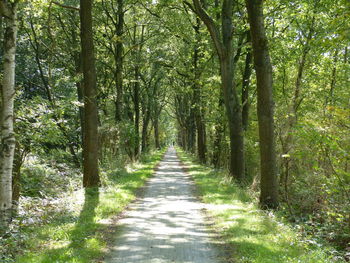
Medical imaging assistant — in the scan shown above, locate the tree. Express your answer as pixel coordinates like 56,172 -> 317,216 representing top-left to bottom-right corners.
246,0 -> 278,208
192,0 -> 245,182
80,0 -> 100,187
0,0 -> 18,231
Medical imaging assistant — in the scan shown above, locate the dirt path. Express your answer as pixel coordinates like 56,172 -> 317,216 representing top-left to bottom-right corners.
106,147 -> 223,263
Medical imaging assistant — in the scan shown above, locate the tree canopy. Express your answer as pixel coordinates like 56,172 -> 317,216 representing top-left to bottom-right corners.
0,0 -> 349,261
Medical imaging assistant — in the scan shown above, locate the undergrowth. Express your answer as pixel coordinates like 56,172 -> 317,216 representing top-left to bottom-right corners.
1,149 -> 164,263
176,148 -> 346,263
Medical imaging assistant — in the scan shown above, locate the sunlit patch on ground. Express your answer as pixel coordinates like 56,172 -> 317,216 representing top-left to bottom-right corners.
177,149 -> 344,263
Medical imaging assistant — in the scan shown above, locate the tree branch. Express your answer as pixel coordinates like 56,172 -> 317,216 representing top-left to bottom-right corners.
190,0 -> 224,58
52,1 -> 79,11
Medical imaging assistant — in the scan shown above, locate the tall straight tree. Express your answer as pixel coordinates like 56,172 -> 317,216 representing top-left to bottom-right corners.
80,0 -> 100,187
115,0 -> 124,122
246,0 -> 278,208
193,18 -> 207,164
192,0 -> 245,182
0,0 -> 18,230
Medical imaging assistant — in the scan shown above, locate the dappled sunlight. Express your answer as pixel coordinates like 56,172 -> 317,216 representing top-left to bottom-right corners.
14,151 -> 165,263
107,148 -> 222,263
176,149 -> 339,263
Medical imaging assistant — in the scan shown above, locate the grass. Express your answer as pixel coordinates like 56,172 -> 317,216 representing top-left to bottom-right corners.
176,148 -> 345,263
14,149 -> 165,263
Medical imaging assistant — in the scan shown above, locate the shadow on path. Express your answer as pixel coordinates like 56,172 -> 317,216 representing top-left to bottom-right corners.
106,147 -> 224,263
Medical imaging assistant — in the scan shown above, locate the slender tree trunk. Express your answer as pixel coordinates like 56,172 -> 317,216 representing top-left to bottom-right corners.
325,50 -> 338,108
115,0 -> 124,122
187,112 -> 196,153
12,142 -> 24,206
196,113 -> 206,163
246,0 -> 278,209
132,24 -> 144,159
141,110 -> 150,153
80,0 -> 100,187
154,117 -> 160,149
242,32 -> 252,131
29,22 -> 81,167
75,54 -> 85,146
193,18 -> 206,163
212,93 -> 224,168
133,68 -> 140,158
281,17 -> 314,190
0,1 -> 17,231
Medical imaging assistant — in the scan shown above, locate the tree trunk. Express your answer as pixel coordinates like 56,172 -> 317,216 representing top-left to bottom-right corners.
246,0 -> 278,209
154,117 -> 160,149
114,0 -> 124,122
186,113 -> 196,153
133,67 -> 140,159
141,110 -> 150,153
0,1 -> 17,231
212,93 -> 224,168
242,32 -> 252,131
193,0 -> 245,182
220,57 -> 245,181
12,142 -> 23,206
193,18 -> 206,163
132,24 -> 145,160
80,0 -> 100,187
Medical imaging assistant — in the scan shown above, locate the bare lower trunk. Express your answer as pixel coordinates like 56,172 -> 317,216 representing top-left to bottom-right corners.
80,0 -> 100,187
141,111 -> 150,153
246,0 -> 278,209
0,2 -> 17,231
212,122 -> 223,168
196,114 -> 206,163
221,58 -> 245,182
154,117 -> 160,149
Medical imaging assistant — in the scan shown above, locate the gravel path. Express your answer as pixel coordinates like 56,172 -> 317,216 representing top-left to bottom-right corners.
106,147 -> 223,263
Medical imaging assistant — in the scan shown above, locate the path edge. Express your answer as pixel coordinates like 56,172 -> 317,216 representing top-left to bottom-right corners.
99,149 -> 167,261
175,148 -> 237,263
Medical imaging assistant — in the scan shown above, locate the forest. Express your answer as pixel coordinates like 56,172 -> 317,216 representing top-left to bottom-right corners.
0,0 -> 349,262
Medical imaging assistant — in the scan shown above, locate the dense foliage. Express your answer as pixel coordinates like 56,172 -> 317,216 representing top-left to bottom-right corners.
0,0 -> 349,261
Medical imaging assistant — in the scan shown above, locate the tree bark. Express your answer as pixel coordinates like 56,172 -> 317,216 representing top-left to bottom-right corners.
0,0 -> 17,231
80,0 -> 100,187
246,0 -> 278,209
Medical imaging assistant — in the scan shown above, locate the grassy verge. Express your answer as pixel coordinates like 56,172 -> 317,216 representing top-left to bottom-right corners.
176,148 -> 344,263
14,149 -> 165,263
